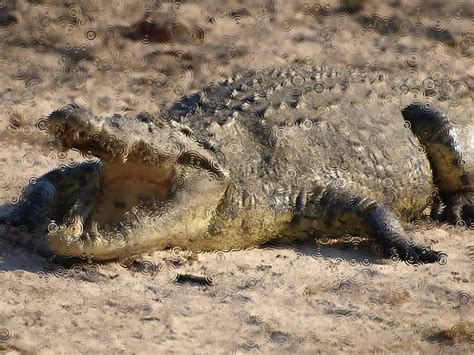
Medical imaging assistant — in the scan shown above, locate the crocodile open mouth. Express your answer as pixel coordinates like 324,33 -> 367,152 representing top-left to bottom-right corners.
94,161 -> 177,226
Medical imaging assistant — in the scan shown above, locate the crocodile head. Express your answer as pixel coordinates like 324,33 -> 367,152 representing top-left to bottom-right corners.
43,105 -> 233,259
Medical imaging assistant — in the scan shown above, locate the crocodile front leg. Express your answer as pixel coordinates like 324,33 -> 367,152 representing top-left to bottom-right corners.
0,162 -> 103,257
298,187 -> 444,264
2,177 -> 57,231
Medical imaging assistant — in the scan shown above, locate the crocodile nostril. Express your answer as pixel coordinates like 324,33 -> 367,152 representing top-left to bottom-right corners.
462,205 -> 474,224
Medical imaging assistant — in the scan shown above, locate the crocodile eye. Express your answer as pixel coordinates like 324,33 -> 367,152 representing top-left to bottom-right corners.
114,201 -> 126,209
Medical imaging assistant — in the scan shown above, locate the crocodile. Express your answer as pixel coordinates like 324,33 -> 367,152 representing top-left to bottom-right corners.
1,64 -> 472,263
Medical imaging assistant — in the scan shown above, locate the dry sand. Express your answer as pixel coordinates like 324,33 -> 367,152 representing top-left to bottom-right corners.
0,0 -> 473,353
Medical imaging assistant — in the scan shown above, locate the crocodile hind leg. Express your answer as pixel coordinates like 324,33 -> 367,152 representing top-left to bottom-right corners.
402,102 -> 473,225
299,187 -> 444,264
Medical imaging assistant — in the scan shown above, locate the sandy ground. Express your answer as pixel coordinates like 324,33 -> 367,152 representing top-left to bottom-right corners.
0,0 -> 473,353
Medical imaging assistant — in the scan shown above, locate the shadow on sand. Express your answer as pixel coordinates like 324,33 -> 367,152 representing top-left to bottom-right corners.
0,227 -> 385,275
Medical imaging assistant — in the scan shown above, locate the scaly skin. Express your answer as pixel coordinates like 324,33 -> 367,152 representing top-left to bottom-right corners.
2,64 -> 472,263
